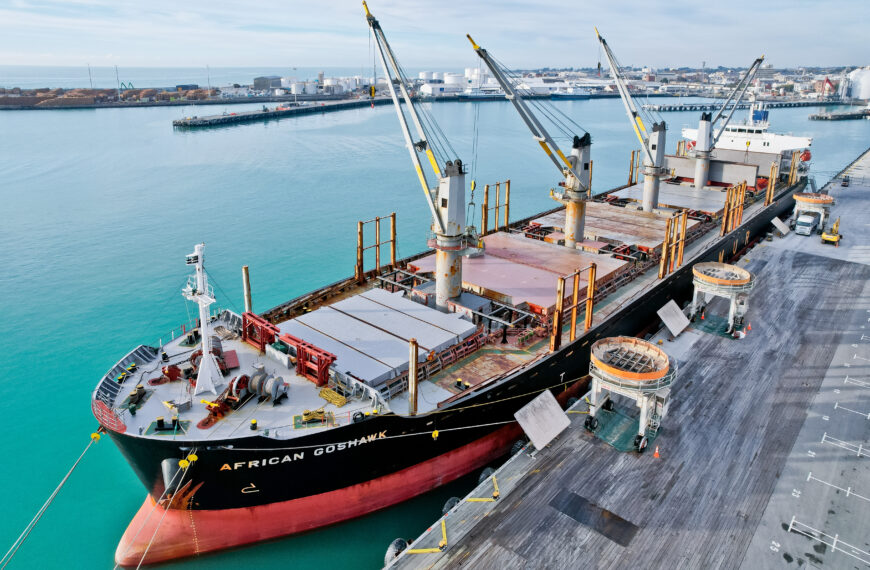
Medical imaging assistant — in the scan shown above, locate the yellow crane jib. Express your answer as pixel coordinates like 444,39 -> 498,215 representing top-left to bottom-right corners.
466,34 -> 480,50
362,0 -> 372,17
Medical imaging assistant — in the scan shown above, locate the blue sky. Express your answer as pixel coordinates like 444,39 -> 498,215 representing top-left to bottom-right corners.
0,0 -> 865,69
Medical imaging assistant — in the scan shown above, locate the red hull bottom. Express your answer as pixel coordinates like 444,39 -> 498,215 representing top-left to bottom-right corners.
115,423 -> 522,566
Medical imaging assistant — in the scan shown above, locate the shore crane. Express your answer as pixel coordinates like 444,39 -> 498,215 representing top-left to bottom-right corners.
468,35 -> 592,249
364,2 -> 479,311
595,28 -> 665,212
691,56 -> 765,188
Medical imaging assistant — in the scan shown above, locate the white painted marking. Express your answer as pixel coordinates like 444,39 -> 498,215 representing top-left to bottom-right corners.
788,518 -> 870,565
861,334 -> 870,341
834,402 -> 870,419
822,433 -> 870,458
807,450 -> 816,458
845,376 -> 870,388
855,354 -> 870,363
792,489 -> 801,498
823,415 -> 830,421
845,363 -> 851,367
808,473 -> 870,504
769,540 -> 780,553
834,389 -> 841,394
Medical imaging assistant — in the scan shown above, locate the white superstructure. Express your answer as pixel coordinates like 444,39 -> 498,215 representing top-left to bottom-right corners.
682,100 -> 812,155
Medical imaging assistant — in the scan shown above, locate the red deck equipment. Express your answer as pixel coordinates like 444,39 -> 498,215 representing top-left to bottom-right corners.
241,312 -> 279,352
279,334 -> 336,387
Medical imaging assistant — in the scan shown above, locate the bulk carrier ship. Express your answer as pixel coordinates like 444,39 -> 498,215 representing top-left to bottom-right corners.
94,6 -> 813,566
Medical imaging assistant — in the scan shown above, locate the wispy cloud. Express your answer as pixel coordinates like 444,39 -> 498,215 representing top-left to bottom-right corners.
0,0 -> 865,68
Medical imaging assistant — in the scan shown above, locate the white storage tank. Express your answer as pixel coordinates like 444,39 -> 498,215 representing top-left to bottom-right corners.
444,73 -> 464,86
432,72 -> 444,81
419,71 -> 433,81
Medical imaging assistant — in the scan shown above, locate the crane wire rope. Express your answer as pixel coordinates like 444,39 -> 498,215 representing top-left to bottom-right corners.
379,37 -> 457,167
1,433 -> 101,569
601,43 -> 658,131
489,52 -> 588,140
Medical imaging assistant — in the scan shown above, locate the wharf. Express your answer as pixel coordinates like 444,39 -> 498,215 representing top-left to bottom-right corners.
809,108 -> 870,121
387,148 -> 870,569
644,100 -> 846,113
171,97 -> 393,127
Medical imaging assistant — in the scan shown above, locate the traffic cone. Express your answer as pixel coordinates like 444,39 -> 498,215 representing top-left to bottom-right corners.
747,323 -> 752,331
653,446 -> 660,459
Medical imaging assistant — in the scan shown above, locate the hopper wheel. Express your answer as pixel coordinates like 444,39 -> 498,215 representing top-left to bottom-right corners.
585,416 -> 599,432
634,435 -> 648,453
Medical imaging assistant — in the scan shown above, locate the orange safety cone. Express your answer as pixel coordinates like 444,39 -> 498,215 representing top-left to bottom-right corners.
747,323 -> 752,331
653,446 -> 660,459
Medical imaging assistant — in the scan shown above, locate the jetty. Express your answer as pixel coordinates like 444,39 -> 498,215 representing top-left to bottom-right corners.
809,107 -> 870,121
644,100 -> 846,113
171,98 -> 393,127
385,147 -> 870,569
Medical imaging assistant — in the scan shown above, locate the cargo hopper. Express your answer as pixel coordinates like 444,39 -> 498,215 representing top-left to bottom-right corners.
95,8 -> 810,566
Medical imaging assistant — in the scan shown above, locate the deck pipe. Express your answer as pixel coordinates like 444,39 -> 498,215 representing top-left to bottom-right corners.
242,265 -> 252,313
408,338 -> 418,416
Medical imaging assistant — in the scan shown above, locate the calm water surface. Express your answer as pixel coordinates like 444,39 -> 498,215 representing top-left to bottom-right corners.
0,96 -> 867,568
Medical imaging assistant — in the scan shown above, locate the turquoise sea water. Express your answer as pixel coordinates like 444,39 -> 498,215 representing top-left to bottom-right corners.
0,95 -> 868,568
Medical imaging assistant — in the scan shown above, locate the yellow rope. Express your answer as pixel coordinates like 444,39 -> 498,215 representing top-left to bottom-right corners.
319,387 -> 347,407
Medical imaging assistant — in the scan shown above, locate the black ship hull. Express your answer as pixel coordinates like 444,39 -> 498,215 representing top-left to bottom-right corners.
107,182 -> 801,565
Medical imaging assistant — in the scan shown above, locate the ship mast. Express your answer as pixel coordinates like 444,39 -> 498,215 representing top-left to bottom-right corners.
595,27 -> 665,212
467,35 -> 591,249
692,56 -> 764,187
183,243 -> 220,395
364,1 -> 479,311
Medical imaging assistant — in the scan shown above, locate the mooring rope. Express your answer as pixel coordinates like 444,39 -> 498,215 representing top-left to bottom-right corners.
112,463 -> 188,570
0,432 -> 102,569
134,450 -> 198,570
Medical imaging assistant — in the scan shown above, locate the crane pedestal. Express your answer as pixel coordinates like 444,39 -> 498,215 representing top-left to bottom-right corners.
586,337 -> 677,453
689,262 -> 755,336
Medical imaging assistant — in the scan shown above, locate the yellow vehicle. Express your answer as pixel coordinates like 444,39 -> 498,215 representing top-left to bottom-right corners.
821,217 -> 842,246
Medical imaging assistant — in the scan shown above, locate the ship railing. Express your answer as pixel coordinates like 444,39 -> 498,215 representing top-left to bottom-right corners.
93,308 -> 237,411
92,344 -> 160,407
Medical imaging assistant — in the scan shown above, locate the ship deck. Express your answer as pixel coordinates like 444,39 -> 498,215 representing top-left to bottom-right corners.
530,199 -> 703,253
386,148 -> 870,569
611,180 -> 729,216
94,164 -> 790,444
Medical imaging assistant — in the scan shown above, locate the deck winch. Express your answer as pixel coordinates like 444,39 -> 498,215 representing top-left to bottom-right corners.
586,336 -> 676,452
690,261 -> 755,335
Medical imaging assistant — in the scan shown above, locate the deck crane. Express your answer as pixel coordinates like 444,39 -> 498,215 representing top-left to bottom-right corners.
468,35 -> 592,249
363,2 -> 479,311
595,28 -> 665,212
691,56 -> 765,188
